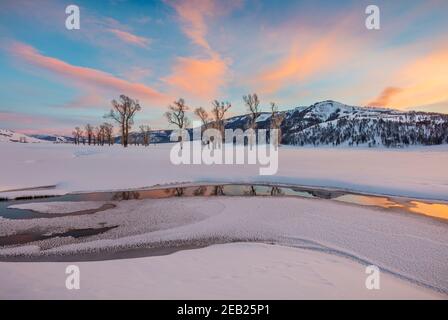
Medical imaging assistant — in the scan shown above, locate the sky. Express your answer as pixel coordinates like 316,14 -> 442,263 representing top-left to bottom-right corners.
0,0 -> 447,135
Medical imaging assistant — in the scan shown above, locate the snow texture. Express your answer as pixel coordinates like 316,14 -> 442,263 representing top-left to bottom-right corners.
0,243 -> 443,299
1,142 -> 448,201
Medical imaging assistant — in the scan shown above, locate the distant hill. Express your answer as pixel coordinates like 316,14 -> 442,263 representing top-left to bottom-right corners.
29,134 -> 73,143
224,100 -> 448,147
5,101 -> 448,148
123,100 -> 448,147
0,129 -> 48,143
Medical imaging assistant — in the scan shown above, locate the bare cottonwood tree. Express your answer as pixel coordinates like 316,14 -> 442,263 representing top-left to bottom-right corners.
85,124 -> 93,145
72,127 -> 83,145
243,93 -> 261,129
165,98 -> 190,129
102,122 -> 114,146
194,107 -> 210,127
270,102 -> 284,147
105,95 -> 142,147
165,98 -> 190,148
94,126 -> 104,145
194,107 -> 210,141
139,124 -> 151,146
101,122 -> 114,146
211,100 -> 231,141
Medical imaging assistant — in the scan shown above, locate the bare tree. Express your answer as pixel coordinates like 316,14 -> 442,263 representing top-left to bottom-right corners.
105,95 -> 142,147
102,122 -> 114,146
165,98 -> 190,129
243,93 -> 261,129
194,107 -> 210,141
72,127 -> 83,145
98,125 -> 105,145
139,125 -> 151,146
194,107 -> 210,127
270,102 -> 284,146
85,124 -> 93,145
165,98 -> 190,148
94,126 -> 103,145
72,130 -> 77,145
211,100 -> 231,140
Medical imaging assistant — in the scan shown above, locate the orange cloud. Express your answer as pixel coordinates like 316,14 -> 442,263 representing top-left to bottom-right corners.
8,42 -> 168,105
166,0 -> 241,52
108,29 -> 151,47
253,22 -> 359,96
163,56 -> 228,100
167,0 -> 215,51
367,46 -> 448,109
164,0 -> 239,102
367,87 -> 403,107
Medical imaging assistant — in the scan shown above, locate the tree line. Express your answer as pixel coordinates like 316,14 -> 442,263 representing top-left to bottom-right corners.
73,93 -> 285,147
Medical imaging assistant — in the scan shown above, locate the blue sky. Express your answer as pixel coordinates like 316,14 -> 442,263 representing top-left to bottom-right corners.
0,0 -> 447,134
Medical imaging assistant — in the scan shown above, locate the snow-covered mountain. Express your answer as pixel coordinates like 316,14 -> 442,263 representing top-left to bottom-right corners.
29,134 -> 72,143
4,101 -> 448,147
224,100 -> 448,147
0,129 -> 48,143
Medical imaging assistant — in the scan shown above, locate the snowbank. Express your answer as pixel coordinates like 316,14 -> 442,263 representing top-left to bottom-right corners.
1,197 -> 447,294
0,243 -> 442,299
1,143 -> 448,200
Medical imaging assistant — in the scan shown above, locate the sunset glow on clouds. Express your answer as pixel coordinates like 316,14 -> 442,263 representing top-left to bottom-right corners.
0,0 -> 447,134
8,42 -> 167,103
368,46 -> 448,109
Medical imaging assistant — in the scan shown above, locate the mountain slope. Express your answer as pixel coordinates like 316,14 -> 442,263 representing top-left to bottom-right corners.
224,100 -> 448,147
29,134 -> 72,143
0,129 -> 48,143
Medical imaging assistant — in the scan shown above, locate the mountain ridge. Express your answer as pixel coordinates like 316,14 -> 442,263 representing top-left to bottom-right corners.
2,100 -> 448,147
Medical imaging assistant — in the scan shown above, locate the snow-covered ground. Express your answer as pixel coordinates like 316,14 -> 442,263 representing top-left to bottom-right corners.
1,196 -> 447,296
0,142 -> 447,299
1,142 -> 448,200
0,243 -> 442,299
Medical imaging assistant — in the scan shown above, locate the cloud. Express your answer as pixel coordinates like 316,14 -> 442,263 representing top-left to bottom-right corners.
0,111 -> 51,126
250,15 -> 361,96
163,0 -> 240,102
7,42 -> 168,106
61,92 -> 108,109
108,29 -> 151,47
166,0 -> 234,52
367,46 -> 448,110
367,87 -> 403,107
163,56 -> 228,100
0,112 -> 73,135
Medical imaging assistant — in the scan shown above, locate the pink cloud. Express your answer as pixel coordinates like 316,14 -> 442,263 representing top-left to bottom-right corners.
61,92 -> 108,109
0,112 -> 51,126
166,0 -> 216,51
163,0 -> 241,102
163,55 -> 228,101
367,87 -> 403,107
108,29 -> 151,47
166,0 -> 242,52
8,42 -> 169,105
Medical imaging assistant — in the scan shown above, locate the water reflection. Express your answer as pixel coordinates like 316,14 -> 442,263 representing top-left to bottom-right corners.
409,201 -> 448,220
112,191 -> 140,201
334,194 -> 403,209
2,183 -> 448,222
0,226 -> 117,246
